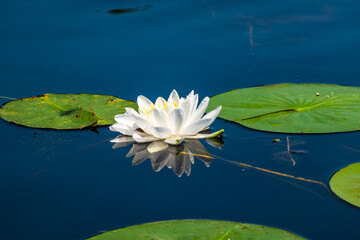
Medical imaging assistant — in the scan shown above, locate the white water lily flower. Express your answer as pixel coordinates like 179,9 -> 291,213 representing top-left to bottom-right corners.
110,90 -> 223,147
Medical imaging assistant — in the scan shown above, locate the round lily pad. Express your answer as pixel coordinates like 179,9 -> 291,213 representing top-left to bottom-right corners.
87,219 -> 305,240
330,162 -> 360,208
0,94 -> 136,129
207,83 -> 360,133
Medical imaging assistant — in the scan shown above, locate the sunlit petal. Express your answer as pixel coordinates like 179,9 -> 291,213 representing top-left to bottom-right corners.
133,132 -> 157,143
131,114 -> 152,134
149,108 -> 168,127
189,94 -> 199,116
202,106 -> 222,127
164,103 -> 175,113
114,114 -> 137,129
150,126 -> 172,139
155,97 -> 167,109
137,95 -> 154,110
180,118 -> 212,136
188,96 -> 209,123
168,89 -> 180,105
186,90 -> 194,99
138,108 -> 150,121
109,123 -> 135,135
180,99 -> 192,125
125,107 -> 140,118
169,108 -> 184,134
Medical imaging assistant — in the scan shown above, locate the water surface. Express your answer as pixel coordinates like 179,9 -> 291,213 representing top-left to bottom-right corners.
1,0 -> 360,239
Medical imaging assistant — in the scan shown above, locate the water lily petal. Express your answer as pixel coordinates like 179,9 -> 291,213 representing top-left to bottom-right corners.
169,108 -> 185,134
202,106 -> 222,127
168,89 -> 180,105
155,97 -> 167,109
188,97 -> 209,123
137,95 -> 154,110
114,114 -> 137,129
131,114 -> 153,134
164,103 -> 175,114
150,126 -> 172,139
147,141 -> 169,153
138,108 -> 150,121
133,132 -> 157,143
180,99 -> 192,125
180,118 -> 212,136
109,123 -> 135,135
125,107 -> 140,118
165,136 -> 185,145
149,108 -> 168,127
189,93 -> 199,116
186,90 -> 194,101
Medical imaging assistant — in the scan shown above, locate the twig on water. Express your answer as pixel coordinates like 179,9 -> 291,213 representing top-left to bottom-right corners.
0,95 -> 17,100
287,136 -> 296,166
336,143 -> 360,153
183,147 -> 330,194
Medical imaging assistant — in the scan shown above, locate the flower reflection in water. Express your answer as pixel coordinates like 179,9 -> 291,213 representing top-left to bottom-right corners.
111,134 -> 223,177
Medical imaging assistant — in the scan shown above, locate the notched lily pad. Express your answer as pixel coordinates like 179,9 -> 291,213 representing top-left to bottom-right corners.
87,219 -> 305,240
0,93 -> 136,129
207,83 -> 360,133
330,162 -> 360,208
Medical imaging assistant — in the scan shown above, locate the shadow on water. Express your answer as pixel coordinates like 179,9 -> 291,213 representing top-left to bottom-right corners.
107,5 -> 151,15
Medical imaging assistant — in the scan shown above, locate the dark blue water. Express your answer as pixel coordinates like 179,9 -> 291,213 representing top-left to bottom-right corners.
1,0 -> 360,239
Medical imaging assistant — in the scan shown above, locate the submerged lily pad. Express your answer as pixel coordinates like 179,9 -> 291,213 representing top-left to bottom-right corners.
0,94 -> 136,129
330,162 -> 360,208
87,219 -> 305,240
207,83 -> 360,133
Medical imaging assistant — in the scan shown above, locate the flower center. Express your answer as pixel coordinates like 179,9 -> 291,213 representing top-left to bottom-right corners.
142,101 -> 178,115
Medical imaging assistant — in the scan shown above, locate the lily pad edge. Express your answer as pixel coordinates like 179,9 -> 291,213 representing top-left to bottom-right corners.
0,93 -> 136,130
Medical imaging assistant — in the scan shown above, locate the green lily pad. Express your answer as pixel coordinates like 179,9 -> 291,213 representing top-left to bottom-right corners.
0,94 -> 136,129
330,162 -> 360,208
87,219 -> 305,240
207,83 -> 360,133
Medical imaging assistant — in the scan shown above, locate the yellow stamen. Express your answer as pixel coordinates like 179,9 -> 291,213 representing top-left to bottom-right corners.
142,107 -> 150,116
